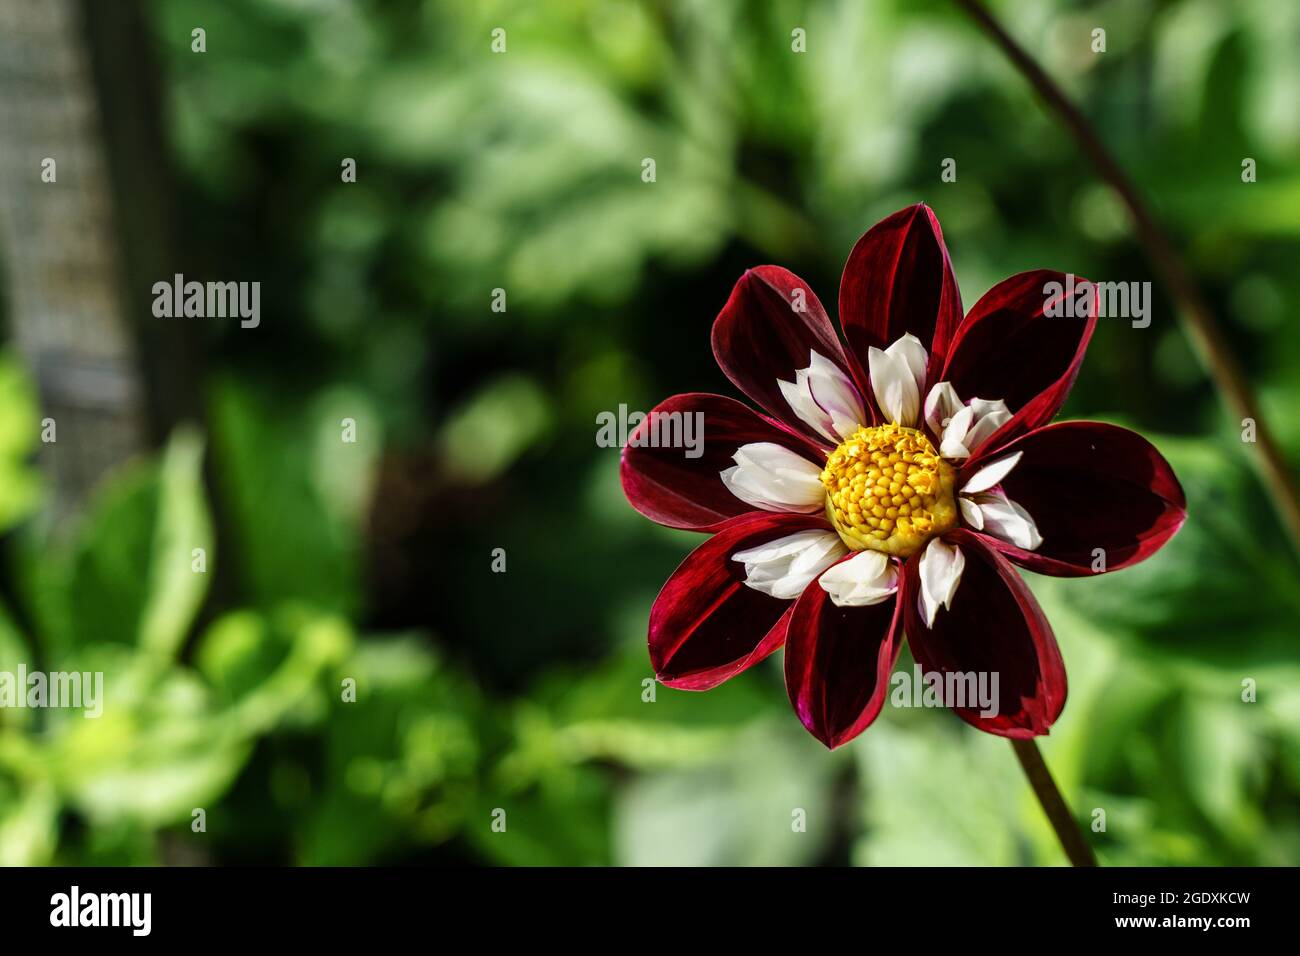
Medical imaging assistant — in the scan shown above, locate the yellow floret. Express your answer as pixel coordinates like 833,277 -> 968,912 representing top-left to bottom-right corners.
820,423 -> 956,557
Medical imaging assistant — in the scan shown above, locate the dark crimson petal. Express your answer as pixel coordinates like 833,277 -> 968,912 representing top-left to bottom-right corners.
971,421 -> 1186,577
784,560 -> 904,749
711,266 -> 862,441
941,270 -> 1097,459
838,203 -> 964,382
904,530 -> 1066,737
620,392 -> 826,532
650,511 -> 833,690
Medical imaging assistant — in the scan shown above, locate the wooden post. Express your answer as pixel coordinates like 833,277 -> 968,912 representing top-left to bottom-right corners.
0,0 -> 147,526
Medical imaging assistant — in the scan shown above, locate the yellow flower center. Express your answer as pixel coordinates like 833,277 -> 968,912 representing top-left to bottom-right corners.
820,424 -> 957,557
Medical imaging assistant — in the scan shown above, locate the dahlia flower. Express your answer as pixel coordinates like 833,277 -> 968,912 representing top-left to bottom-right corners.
621,204 -> 1185,748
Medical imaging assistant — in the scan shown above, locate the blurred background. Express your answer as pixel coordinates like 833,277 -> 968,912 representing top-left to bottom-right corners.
0,0 -> 1297,866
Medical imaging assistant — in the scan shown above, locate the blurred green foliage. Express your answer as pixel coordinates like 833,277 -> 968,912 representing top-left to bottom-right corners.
0,0 -> 1298,865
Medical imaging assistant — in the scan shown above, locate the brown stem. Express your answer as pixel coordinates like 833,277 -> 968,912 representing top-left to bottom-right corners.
1011,738 -> 1098,866
954,0 -> 1300,560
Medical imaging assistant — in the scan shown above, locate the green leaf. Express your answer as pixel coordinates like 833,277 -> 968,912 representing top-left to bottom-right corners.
466,766 -> 612,867
48,649 -> 249,826
60,429 -> 212,660
1173,696 -> 1267,851
195,610 -> 291,704
0,354 -> 42,532
437,375 -> 552,485
139,429 -> 214,660
0,598 -> 34,732
0,779 -> 58,866
53,610 -> 351,829
64,467 -> 156,651
209,379 -> 369,615
297,637 -> 481,865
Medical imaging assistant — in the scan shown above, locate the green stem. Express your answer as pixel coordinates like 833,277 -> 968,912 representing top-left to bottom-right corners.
1012,738 -> 1098,866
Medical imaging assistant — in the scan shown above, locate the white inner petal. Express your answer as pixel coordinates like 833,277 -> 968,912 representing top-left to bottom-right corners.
818,550 -> 899,608
958,495 -> 984,530
964,489 -> 1042,550
960,451 -> 1023,495
868,333 -> 928,427
891,332 -> 928,389
917,536 -> 965,628
961,398 -> 1011,455
721,442 -> 825,513
776,351 -> 865,444
924,381 -> 964,437
805,352 -> 866,440
733,530 -> 848,600
939,404 -> 976,458
933,385 -> 1012,461
778,372 -> 832,443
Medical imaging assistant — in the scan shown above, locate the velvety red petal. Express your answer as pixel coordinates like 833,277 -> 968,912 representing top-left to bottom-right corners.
784,562 -> 905,749
941,270 -> 1096,458
620,392 -> 826,531
969,421 -> 1187,576
649,512 -> 832,690
711,266 -> 860,442
904,530 -> 1067,737
838,203 -> 963,383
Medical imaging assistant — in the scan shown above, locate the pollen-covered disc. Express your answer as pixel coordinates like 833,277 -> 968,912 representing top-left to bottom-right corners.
821,423 -> 957,557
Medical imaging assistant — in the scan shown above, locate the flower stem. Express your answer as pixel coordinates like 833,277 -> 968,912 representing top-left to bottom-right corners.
1011,738 -> 1097,866
954,0 -> 1300,562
